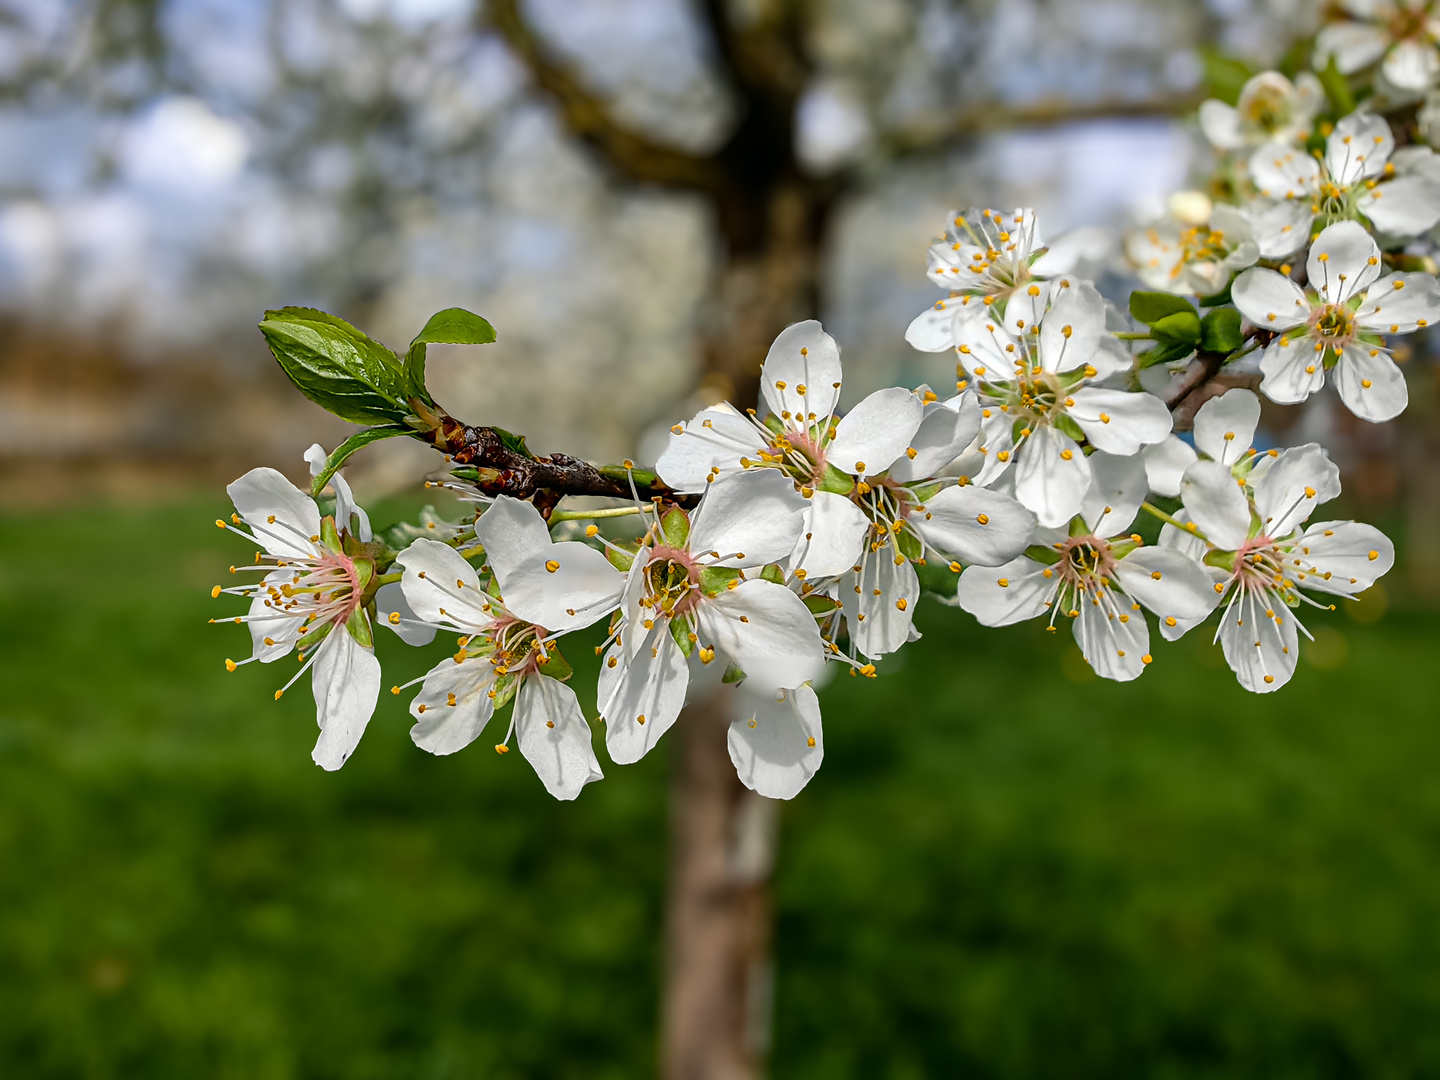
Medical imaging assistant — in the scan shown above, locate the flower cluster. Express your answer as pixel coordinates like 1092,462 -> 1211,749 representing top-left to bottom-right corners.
216,13 -> 1417,801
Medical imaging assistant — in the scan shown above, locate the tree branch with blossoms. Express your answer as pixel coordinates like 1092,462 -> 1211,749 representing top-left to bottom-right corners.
210,8 -> 1440,807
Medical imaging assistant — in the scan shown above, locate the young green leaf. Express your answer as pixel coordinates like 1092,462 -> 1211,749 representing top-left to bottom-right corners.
259,307 -> 410,424
1200,307 -> 1245,354
1150,310 -> 1202,348
404,308 -> 496,400
1129,291 -> 1198,327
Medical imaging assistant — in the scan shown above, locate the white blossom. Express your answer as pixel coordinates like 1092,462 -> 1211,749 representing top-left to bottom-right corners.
598,470 -> 826,767
392,496 -> 623,800
1199,71 -> 1325,150
1315,1 -> 1440,94
1248,112 -> 1440,255
1232,220 -> 1440,421
1169,444 -> 1394,692
957,452 -> 1220,681
955,279 -> 1173,527
1126,202 -> 1260,296
1142,387 -> 1263,497
217,464 -> 381,771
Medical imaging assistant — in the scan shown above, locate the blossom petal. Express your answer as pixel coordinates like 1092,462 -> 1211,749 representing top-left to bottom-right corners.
1328,111 -> 1394,186
602,621 -> 689,765
1114,547 -> 1222,626
1383,38 -> 1440,91
697,579 -> 826,688
409,655 -> 496,754
1308,220 -> 1381,304
516,675 -> 603,801
473,496 -> 553,580
310,626 -> 380,771
790,491 -> 869,579
1249,145 -> 1319,201
689,470 -> 806,568
839,548 -> 920,659
227,467 -> 322,560
396,538 -> 494,630
1193,388 -> 1262,465
246,571 -> 305,662
1039,280 -> 1106,374
1334,343 -> 1408,422
1142,436 -> 1199,498
1259,339 -> 1326,404
1068,386 -> 1174,455
1253,443 -> 1339,538
656,406 -> 761,493
1242,198 -> 1313,259
1232,267 -> 1309,331
1072,590 -> 1149,682
1199,99 -> 1242,149
1295,519 -> 1395,595
728,683 -> 823,800
1219,587 -> 1298,693
1180,460 -> 1253,550
498,541 -> 623,635
1315,23 -> 1390,74
956,556 -> 1053,626
826,387 -> 925,477
905,301 -> 960,352
1360,175 -> 1440,234
1080,450 -> 1148,536
910,484 -> 1036,566
1014,424 -> 1091,529
887,392 -> 981,482
375,581 -> 436,646
1355,272 -> 1440,332
761,320 -> 843,421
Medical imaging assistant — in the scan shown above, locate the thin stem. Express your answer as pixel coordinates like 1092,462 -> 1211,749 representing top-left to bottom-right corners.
373,570 -> 402,587
548,506 -> 646,524
1114,331 -> 1153,341
1141,501 -> 1209,543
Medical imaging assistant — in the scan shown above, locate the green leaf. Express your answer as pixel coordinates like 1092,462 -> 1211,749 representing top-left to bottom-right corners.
759,565 -> 785,586
1200,47 -> 1255,105
1197,282 -> 1233,308
721,662 -> 747,685
1053,413 -> 1087,444
802,594 -> 841,615
897,529 -> 922,562
1129,291 -> 1197,326
661,507 -> 690,549
670,617 -> 694,658
1150,310 -> 1202,348
309,426 -> 412,499
259,307 -> 410,424
1200,307 -> 1245,354
1138,341 -> 1198,369
1318,56 -> 1355,116
403,307 -> 496,399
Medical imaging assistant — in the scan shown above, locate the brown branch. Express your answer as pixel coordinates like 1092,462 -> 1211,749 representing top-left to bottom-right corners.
881,93 -> 1205,160
488,0 -> 721,194
417,405 -> 696,511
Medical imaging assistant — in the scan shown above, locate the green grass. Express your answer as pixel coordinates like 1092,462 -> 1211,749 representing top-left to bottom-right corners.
1,499 -> 1438,1078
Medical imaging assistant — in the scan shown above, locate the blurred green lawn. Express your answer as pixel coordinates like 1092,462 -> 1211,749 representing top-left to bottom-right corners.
2,499 -> 1438,1078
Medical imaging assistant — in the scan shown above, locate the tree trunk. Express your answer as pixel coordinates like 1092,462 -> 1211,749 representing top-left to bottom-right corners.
661,690 -> 778,1080
659,180 -> 832,1079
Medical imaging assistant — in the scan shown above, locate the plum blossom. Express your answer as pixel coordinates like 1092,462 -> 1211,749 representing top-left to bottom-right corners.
1168,444 -> 1394,692
1199,71 -> 1325,150
216,464 -> 381,771
1126,202 -> 1259,296
905,207 -> 1080,352
954,279 -> 1173,528
1232,220 -> 1440,421
598,469 -> 826,766
1142,388 -> 1263,497
1247,112 -> 1440,256
957,452 -> 1220,681
392,496 -> 623,800
1315,0 -> 1440,94
658,321 -> 1036,659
